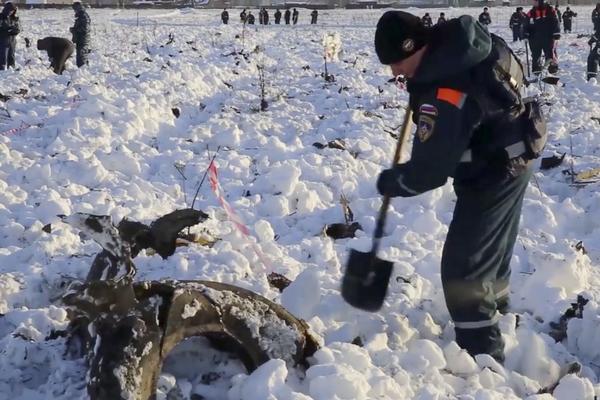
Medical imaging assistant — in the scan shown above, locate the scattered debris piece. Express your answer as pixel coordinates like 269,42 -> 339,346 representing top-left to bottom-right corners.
574,240 -> 587,255
540,153 -> 566,170
325,222 -> 362,239
537,362 -> 582,395
312,139 -> 346,151
575,167 -> 600,183
267,272 -> 292,292
171,107 -> 180,118
548,295 -> 589,342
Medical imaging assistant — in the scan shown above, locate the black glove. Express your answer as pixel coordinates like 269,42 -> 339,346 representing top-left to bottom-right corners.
377,167 -> 403,197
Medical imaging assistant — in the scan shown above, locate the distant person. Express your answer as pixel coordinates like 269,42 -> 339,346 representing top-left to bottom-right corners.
562,7 -> 577,33
525,0 -> 561,74
0,2 -> 19,70
437,12 -> 446,24
478,7 -> 492,29
284,8 -> 291,24
274,8 -> 281,24
518,6 -> 528,38
221,8 -> 229,24
311,9 -> 318,24
593,3 -> 600,34
70,2 -> 90,68
422,13 -> 432,27
554,5 -> 561,22
246,11 -> 255,25
588,32 -> 599,80
292,8 -> 299,25
263,8 -> 269,24
510,7 -> 525,41
37,37 -> 74,75
240,8 -> 247,23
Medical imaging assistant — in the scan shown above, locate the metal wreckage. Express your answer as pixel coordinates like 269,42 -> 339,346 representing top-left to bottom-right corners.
55,209 -> 318,400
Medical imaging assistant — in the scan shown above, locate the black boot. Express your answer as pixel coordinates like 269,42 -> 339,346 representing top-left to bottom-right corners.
455,324 -> 505,364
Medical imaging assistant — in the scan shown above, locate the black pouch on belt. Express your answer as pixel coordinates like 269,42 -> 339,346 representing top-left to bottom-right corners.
520,97 -> 547,159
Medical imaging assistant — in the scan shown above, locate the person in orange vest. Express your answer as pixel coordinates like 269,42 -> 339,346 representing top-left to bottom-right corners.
524,0 -> 560,74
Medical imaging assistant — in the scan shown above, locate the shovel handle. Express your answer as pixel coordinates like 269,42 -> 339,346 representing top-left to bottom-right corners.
525,40 -> 531,79
372,107 -> 413,251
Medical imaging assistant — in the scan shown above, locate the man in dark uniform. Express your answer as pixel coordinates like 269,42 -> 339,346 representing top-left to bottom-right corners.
247,11 -> 255,25
311,9 -> 318,24
375,11 -> 542,362
593,3 -> 600,34
258,8 -> 264,25
0,2 -> 19,70
70,2 -> 90,68
525,0 -> 560,74
588,32 -> 599,80
437,12 -> 446,25
284,8 -> 291,25
422,12 -> 433,28
479,7 -> 492,29
221,9 -> 229,24
264,8 -> 269,25
292,8 -> 299,25
510,7 -> 524,41
37,37 -> 74,75
274,8 -> 282,24
240,8 -> 247,23
561,7 -> 576,33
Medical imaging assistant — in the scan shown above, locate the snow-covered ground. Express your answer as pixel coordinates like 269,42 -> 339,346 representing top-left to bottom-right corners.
1,5 -> 600,399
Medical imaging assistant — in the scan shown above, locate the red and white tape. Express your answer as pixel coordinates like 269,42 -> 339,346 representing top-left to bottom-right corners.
1,96 -> 84,136
208,160 -> 272,271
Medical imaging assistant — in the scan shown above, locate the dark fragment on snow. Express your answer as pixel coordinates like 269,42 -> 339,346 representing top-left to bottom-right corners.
312,139 -> 346,151
548,295 -> 589,342
267,272 -> 292,293
540,153 -> 566,170
171,107 -> 180,118
42,223 -> 52,234
325,222 -> 362,239
574,240 -> 587,255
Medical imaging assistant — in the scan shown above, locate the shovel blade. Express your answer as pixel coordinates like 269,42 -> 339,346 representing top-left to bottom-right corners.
341,249 -> 393,312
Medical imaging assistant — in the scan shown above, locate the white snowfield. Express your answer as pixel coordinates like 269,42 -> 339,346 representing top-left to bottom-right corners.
1,5 -> 600,400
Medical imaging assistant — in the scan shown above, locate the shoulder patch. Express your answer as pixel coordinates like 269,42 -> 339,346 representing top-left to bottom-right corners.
419,103 -> 438,117
417,114 -> 435,143
436,88 -> 467,109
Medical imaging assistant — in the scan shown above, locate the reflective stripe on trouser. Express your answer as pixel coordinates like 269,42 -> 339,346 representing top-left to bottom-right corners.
588,49 -> 599,81
441,166 -> 532,357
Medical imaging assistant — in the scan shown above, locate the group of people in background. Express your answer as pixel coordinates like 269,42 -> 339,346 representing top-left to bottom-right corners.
0,1 -> 90,74
225,7 -> 314,25
423,2 -> 598,80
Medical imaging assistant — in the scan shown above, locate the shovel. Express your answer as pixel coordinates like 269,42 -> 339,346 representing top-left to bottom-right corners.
341,107 -> 413,312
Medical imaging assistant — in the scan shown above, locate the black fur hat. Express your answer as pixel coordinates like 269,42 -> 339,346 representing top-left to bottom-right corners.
374,11 -> 428,65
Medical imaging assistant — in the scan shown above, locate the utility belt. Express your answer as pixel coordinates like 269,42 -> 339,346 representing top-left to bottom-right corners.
459,97 -> 547,165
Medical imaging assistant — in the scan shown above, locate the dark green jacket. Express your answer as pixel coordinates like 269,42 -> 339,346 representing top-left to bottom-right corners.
394,16 -> 526,196
71,9 -> 91,46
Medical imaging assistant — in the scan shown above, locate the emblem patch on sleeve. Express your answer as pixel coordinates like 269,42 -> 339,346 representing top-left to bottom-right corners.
417,115 -> 435,142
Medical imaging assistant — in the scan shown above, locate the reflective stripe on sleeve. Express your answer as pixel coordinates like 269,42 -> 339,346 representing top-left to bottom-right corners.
396,174 -> 420,196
